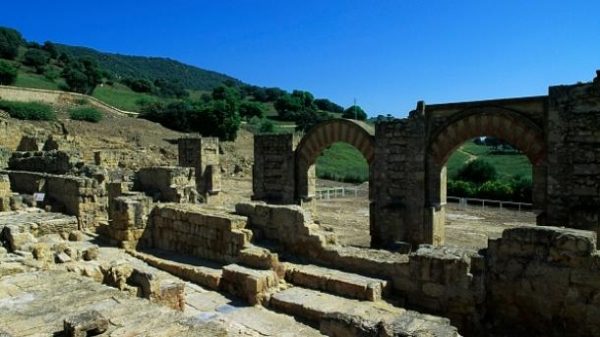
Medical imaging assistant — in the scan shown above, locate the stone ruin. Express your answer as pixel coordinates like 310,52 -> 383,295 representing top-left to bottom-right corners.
0,73 -> 599,337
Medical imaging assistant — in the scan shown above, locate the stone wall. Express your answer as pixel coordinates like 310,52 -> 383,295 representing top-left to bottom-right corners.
5,170 -> 106,228
150,204 -> 252,263
546,79 -> 600,234
8,150 -> 80,174
106,192 -> 153,247
134,166 -> 198,203
94,150 -> 129,168
252,134 -> 296,204
371,116 -> 435,248
235,202 -> 600,336
486,226 -> 600,336
178,137 -> 221,203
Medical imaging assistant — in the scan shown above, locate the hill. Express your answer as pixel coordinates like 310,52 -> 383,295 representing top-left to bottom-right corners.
56,44 -> 242,91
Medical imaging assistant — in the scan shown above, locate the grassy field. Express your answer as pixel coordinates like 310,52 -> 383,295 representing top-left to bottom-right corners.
447,140 -> 532,181
13,72 -> 62,91
316,142 -> 369,183
316,139 -> 532,184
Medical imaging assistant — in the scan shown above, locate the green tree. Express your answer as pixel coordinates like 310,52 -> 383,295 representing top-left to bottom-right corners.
0,60 -> 18,85
342,105 -> 367,120
0,27 -> 24,60
295,109 -> 332,132
239,101 -> 266,119
457,159 -> 497,185
154,78 -> 188,98
274,93 -> 302,120
42,41 -> 59,58
23,49 -> 50,71
477,180 -> 513,200
314,98 -> 344,114
62,57 -> 102,94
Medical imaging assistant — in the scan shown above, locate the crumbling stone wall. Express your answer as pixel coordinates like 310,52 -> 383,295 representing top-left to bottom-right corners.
150,204 -> 252,263
94,150 -> 129,168
178,137 -> 221,204
8,150 -> 80,174
134,166 -> 198,203
486,226 -> 600,337
106,192 -> 153,247
252,134 -> 296,204
6,170 -> 106,228
546,79 -> 600,234
235,202 -> 600,336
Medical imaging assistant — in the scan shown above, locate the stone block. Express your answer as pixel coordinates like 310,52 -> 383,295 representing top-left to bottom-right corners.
221,264 -> 279,305
63,310 -> 108,337
238,246 -> 279,270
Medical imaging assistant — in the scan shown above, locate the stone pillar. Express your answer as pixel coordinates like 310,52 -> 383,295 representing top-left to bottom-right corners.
371,116 -> 428,248
178,137 -> 221,204
546,78 -> 600,235
252,134 -> 296,204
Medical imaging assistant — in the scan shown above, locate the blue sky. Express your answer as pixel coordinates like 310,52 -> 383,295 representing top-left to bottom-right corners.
2,1 -> 599,116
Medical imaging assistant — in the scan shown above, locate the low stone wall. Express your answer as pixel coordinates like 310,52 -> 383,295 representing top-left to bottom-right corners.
8,150 -> 80,174
135,166 -> 198,203
150,204 -> 252,263
5,170 -> 106,228
487,226 -> 600,337
235,202 -> 600,336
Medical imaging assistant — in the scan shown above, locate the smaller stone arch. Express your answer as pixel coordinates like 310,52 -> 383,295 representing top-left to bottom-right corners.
295,119 -> 375,200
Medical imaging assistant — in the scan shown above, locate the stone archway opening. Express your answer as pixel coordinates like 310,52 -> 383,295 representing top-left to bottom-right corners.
427,110 -> 547,249
295,119 -> 375,247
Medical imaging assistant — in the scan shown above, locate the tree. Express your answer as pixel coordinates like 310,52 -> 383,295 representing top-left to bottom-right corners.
42,41 -> 58,59
457,159 -> 497,185
239,101 -> 266,119
0,27 -> 24,60
154,78 -> 188,98
314,98 -> 344,114
342,105 -> 367,120
62,57 -> 102,94
295,109 -> 332,132
274,93 -> 302,120
122,78 -> 154,93
23,49 -> 50,71
0,60 -> 17,85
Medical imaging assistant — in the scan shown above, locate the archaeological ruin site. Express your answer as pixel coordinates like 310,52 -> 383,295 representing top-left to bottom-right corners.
0,72 -> 599,337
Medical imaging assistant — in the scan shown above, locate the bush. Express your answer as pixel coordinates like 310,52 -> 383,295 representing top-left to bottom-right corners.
447,180 -> 476,197
510,176 -> 533,202
22,49 -> 50,68
239,101 -> 266,119
457,159 -> 497,184
476,180 -> 514,200
0,60 -> 17,85
0,100 -> 55,120
0,27 -> 24,60
342,105 -> 367,120
69,107 -> 102,122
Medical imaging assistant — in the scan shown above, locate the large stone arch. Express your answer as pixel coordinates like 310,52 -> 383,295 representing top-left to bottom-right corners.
425,106 -> 548,239
295,119 -> 375,201
429,106 -> 546,166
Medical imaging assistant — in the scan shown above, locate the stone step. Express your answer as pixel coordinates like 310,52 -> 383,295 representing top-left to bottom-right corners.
283,262 -> 389,301
126,249 -> 222,290
221,263 -> 280,305
269,286 -> 459,337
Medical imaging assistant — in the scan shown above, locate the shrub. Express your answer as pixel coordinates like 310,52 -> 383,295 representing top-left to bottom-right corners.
239,101 -> 266,119
0,27 -> 24,60
0,60 -> 17,85
476,180 -> 513,200
69,107 -> 102,122
342,105 -> 367,120
22,49 -> 50,68
457,159 -> 497,184
447,180 -> 476,197
510,176 -> 533,202
0,101 -> 55,120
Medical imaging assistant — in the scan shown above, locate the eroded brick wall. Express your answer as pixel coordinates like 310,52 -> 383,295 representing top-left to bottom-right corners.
252,134 -> 296,204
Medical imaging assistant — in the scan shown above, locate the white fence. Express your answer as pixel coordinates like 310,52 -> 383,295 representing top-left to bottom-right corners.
315,186 -> 361,200
446,196 -> 533,212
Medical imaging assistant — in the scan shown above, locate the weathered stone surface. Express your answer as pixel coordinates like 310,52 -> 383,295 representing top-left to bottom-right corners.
82,246 -> 99,261
284,262 -> 388,301
238,245 -> 280,270
135,166 -> 198,203
221,263 -> 279,305
63,310 -> 108,337
68,230 -> 84,241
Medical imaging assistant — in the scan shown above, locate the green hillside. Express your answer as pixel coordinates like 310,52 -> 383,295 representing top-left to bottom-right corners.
56,44 -> 242,91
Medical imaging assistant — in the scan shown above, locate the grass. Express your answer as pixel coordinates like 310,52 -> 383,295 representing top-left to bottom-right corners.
92,83 -> 162,111
316,142 -> 369,183
13,72 -> 62,90
446,140 -> 532,181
